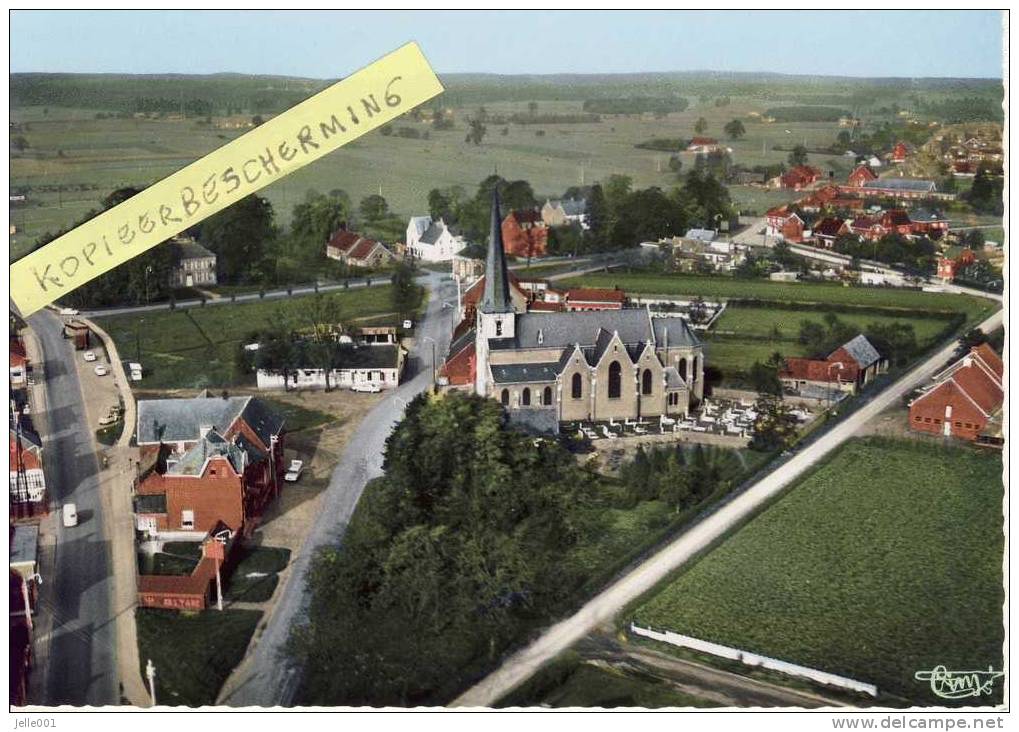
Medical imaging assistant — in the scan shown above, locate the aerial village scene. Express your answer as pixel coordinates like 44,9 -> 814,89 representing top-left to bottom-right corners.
7,9 -> 1006,717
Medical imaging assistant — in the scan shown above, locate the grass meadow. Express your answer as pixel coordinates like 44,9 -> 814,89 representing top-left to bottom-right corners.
632,438 -> 1004,705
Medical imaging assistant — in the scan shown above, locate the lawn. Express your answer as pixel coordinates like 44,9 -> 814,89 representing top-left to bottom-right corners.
255,397 -> 333,432
563,273 -> 992,319
632,438 -> 1004,705
702,338 -> 811,376
713,306 -> 952,345
136,608 -> 262,707
93,285 -> 399,390
225,546 -> 291,603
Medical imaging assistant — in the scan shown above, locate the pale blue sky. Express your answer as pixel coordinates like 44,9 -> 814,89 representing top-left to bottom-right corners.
11,10 -> 1004,79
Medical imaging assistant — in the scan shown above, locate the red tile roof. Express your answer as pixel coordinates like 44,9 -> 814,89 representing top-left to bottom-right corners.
689,137 -> 718,146
972,343 -> 1003,379
881,209 -> 912,228
951,364 -> 1003,415
813,217 -> 846,238
566,288 -> 626,304
10,337 -> 27,368
528,300 -> 565,312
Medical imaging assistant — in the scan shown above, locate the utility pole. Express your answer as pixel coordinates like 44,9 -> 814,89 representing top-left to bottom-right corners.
146,659 -> 157,705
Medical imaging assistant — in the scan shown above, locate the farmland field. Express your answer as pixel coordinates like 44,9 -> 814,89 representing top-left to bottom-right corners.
713,306 -> 952,343
94,285 -> 400,390
632,438 -> 1004,705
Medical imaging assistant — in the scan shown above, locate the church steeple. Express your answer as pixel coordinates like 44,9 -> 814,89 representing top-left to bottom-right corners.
480,187 -> 513,314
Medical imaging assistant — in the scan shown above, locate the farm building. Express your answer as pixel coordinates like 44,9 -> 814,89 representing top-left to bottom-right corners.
908,344 -> 1003,444
848,165 -> 878,187
780,335 -> 886,395
326,230 -> 396,268
255,344 -> 405,391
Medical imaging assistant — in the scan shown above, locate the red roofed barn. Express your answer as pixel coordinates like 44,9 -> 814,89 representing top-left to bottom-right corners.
908,344 -> 1003,443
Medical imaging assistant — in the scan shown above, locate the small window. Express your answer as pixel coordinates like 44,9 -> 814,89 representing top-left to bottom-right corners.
522,388 -> 531,406
181,510 -> 195,530
608,361 -> 622,399
572,373 -> 582,399
543,386 -> 552,406
500,389 -> 509,406
495,320 -> 503,337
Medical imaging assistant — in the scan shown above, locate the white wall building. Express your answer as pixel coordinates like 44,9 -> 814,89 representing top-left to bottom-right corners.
406,216 -> 468,262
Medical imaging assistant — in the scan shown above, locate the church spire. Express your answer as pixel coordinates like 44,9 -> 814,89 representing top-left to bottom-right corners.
480,187 -> 513,314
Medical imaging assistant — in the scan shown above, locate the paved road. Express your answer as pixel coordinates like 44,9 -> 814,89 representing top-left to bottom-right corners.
452,306 -> 1003,707
219,271 -> 456,707
26,309 -> 118,706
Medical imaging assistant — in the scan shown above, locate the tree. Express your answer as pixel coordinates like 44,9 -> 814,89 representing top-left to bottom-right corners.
10,135 -> 29,152
723,119 -> 746,140
748,360 -> 783,396
528,101 -> 538,116
200,194 -> 276,284
290,189 -> 349,244
359,194 -> 389,223
251,115 -> 264,126
427,188 -> 453,222
694,117 -> 708,134
788,145 -> 809,166
602,174 -> 633,215
749,394 -> 798,452
465,118 -> 487,146
584,184 -> 609,248
390,262 -> 420,322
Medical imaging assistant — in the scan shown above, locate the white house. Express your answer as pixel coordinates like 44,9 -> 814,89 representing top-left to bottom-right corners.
406,216 -> 468,262
256,345 -> 405,391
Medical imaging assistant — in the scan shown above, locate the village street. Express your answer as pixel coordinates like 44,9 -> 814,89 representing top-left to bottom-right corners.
218,270 -> 456,706
451,305 -> 1003,707
24,309 -> 118,706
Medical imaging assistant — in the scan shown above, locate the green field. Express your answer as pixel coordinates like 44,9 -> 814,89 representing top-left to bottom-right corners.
136,608 -> 262,706
566,273 -> 993,318
713,306 -> 952,343
633,438 -> 1004,704
95,285 -> 399,390
703,339 -> 811,375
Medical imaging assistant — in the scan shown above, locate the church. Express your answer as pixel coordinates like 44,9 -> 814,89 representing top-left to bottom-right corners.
440,191 -> 705,433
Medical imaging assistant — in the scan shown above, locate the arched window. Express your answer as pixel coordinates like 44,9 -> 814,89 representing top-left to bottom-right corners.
571,372 -> 583,399
642,368 -> 653,395
522,387 -> 531,406
543,386 -> 552,406
608,361 -> 622,399
501,389 -> 509,406
691,355 -> 698,380
679,358 -> 687,381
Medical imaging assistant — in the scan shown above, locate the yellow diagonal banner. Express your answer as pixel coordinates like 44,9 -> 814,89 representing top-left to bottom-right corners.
10,42 -> 443,316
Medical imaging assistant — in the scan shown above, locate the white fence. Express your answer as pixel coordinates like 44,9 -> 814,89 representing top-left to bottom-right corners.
630,622 -> 878,698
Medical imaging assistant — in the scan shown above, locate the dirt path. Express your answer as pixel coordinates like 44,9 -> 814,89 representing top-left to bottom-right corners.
578,635 -> 845,708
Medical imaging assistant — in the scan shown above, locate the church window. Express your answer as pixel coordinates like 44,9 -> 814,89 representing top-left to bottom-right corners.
572,373 -> 583,399
522,388 -> 531,406
543,386 -> 553,406
642,369 -> 653,395
608,361 -> 622,399
679,358 -> 687,381
692,355 -> 699,379
500,389 -> 509,406
495,320 -> 503,337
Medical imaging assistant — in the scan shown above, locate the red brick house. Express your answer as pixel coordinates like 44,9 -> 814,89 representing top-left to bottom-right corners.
936,248 -> 976,283
812,217 -> 849,248
9,421 -> 45,505
134,395 -> 285,540
9,336 -> 28,386
890,142 -> 909,163
879,209 -> 914,237
908,344 -> 1003,442
437,330 -> 477,389
909,208 -> 950,237
780,213 -> 806,243
850,216 -> 887,242
848,164 -> 878,187
502,209 -> 549,259
780,165 -> 822,190
780,335 -> 885,394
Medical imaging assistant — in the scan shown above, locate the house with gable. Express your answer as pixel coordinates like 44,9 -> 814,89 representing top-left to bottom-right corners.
780,334 -> 886,395
908,343 -> 1003,443
848,164 -> 878,187
502,209 -> 549,259
406,215 -> 469,262
326,230 -> 396,268
133,395 -> 285,540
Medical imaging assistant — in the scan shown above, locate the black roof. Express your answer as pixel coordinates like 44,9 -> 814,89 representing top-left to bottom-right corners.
480,189 -> 513,315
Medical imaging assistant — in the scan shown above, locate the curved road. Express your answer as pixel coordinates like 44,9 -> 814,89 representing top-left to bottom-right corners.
219,271 -> 455,706
452,306 -> 1003,707
27,309 -> 118,706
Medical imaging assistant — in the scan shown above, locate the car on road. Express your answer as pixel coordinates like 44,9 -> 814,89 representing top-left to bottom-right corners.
284,459 -> 304,482
98,412 -> 119,427
83,350 -> 97,362
94,365 -> 108,376
351,382 -> 381,393
62,503 -> 78,528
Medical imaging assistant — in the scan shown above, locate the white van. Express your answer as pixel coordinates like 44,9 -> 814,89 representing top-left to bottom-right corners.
62,503 -> 78,528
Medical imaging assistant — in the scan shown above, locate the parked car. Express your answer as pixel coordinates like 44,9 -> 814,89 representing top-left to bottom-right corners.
94,365 -> 108,376
351,382 -> 381,393
284,459 -> 304,482
402,319 -> 413,329
83,350 -> 97,362
130,371 -> 143,382
62,503 -> 78,528
98,412 -> 119,426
